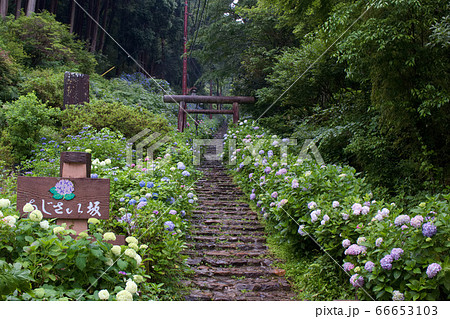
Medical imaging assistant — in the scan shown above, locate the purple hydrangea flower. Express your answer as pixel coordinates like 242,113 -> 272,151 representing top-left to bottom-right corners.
249,173 -> 253,179
345,244 -> 364,256
380,255 -> 393,270
390,248 -> 404,260
422,222 -> 437,237
250,193 -> 256,200
298,225 -> 307,236
277,199 -> 288,207
342,213 -> 349,220
291,179 -> 299,188
164,221 -> 175,231
410,215 -> 424,228
332,201 -> 340,208
392,291 -> 405,301
343,262 -> 355,272
364,261 -> 375,272
169,210 -> 177,215
275,168 -> 287,175
375,237 -> 383,247
350,274 -> 364,288
426,263 -> 442,278
271,192 -> 278,199
177,162 -> 186,170
259,150 -> 264,155
308,201 -> 317,210
352,203 -> 362,215
137,201 -> 147,209
342,239 -> 351,248
264,167 -> 271,174
268,150 -> 273,158
394,215 -> 411,226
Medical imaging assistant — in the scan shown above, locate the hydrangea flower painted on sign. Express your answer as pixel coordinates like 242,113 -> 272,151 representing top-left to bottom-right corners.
49,179 -> 75,200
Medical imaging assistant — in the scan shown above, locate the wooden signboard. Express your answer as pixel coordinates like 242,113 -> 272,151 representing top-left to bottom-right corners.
63,72 -> 89,109
17,177 -> 110,220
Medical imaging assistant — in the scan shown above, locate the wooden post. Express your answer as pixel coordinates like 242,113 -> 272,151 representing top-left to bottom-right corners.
57,152 -> 91,233
178,101 -> 185,132
232,102 -> 239,124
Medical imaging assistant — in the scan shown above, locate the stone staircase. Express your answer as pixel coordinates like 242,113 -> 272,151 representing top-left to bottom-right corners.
182,130 -> 297,301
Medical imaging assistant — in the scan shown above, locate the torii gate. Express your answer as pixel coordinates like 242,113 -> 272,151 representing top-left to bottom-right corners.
163,95 -> 255,132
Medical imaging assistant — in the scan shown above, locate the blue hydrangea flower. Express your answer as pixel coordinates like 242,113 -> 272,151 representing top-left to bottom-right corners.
91,173 -> 99,178
152,193 -> 158,199
164,221 -> 175,231
180,210 -> 186,217
139,180 -> 146,187
380,255 -> 393,270
422,222 -> 437,237
139,197 -> 147,202
147,182 -> 154,188
125,194 -> 132,198
364,261 -> 375,272
394,214 -> 411,226
128,199 -> 137,205
177,162 -> 186,170
182,170 -> 191,177
114,178 -> 119,182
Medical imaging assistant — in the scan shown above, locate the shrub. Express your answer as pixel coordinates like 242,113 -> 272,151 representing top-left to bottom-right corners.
59,100 -> 171,139
18,69 -> 64,108
3,12 -> 96,73
0,93 -> 59,163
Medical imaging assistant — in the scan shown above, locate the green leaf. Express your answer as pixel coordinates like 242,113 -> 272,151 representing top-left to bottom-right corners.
49,187 -> 58,194
393,270 -> 401,279
64,193 -> 75,200
117,259 -> 128,270
75,256 -> 86,270
53,193 -> 63,200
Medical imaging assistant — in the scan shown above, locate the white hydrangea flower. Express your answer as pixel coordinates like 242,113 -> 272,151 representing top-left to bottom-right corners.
116,290 -> 133,301
125,236 -> 138,245
103,232 -> 116,242
29,210 -> 43,222
0,199 -> 11,208
125,248 -> 137,258
98,289 -> 109,300
111,245 -> 121,256
23,203 -> 35,213
125,280 -> 138,294
39,220 -> 49,230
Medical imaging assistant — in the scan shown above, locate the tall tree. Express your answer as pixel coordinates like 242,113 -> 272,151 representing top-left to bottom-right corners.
0,0 -> 8,18
26,0 -> 36,16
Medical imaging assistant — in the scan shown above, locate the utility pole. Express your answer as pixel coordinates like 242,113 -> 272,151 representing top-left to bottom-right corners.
182,0 -> 188,95
178,0 -> 189,131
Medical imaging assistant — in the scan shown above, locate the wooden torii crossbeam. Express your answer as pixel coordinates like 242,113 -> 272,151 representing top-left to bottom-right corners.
163,95 -> 255,132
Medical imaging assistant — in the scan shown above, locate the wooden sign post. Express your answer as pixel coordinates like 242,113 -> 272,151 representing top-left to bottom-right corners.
63,72 -> 89,110
17,152 -> 109,233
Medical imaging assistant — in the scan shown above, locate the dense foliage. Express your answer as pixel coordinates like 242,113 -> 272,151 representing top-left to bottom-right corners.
194,0 -> 450,197
224,121 -> 449,301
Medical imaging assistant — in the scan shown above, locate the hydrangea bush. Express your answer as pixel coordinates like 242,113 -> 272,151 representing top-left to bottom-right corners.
224,120 -> 449,301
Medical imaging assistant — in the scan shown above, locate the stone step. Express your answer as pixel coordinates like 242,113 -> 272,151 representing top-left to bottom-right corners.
190,229 -> 266,237
187,235 -> 266,243
185,242 -> 267,251
184,249 -> 267,258
192,209 -> 256,215
185,256 -> 274,267
192,224 -> 265,231
191,265 -> 284,278
191,219 -> 261,227
191,214 -> 258,221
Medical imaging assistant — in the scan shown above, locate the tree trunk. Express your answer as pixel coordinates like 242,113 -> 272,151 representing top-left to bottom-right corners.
0,0 -> 8,18
90,0 -> 101,52
69,0 -> 76,33
50,0 -> 58,14
26,0 -> 36,16
15,0 -> 22,18
98,0 -> 109,53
